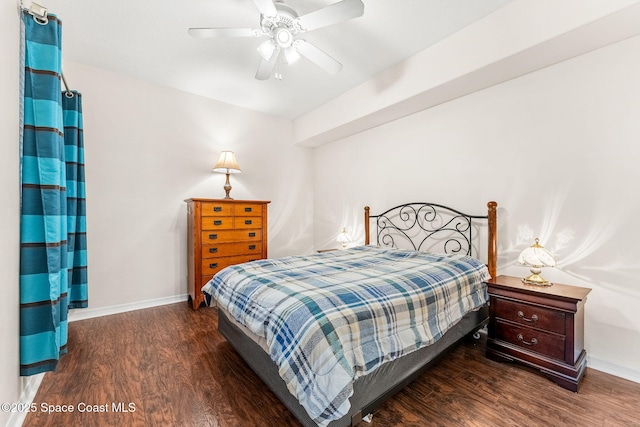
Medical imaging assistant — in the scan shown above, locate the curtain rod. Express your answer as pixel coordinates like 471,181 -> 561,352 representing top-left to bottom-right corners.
20,0 -> 47,23
21,0 -> 75,97
61,72 -> 74,97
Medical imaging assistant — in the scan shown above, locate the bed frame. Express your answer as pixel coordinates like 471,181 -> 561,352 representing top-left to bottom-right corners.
217,201 -> 498,426
365,201 -> 497,279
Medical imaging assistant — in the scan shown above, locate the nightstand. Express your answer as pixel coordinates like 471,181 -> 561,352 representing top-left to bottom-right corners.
486,275 -> 591,392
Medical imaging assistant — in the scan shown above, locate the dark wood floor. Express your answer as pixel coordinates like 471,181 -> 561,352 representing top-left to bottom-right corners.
23,302 -> 640,427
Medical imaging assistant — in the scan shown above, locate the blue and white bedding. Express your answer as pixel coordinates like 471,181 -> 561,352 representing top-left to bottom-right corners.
202,245 -> 490,426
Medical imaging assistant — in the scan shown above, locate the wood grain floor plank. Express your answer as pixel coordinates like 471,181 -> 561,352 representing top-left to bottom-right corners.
22,302 -> 640,426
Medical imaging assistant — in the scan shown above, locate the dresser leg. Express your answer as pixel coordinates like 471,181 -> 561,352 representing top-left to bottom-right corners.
540,354 -> 587,392
188,295 -> 202,311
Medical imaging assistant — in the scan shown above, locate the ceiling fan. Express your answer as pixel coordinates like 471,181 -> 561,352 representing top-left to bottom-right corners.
188,0 -> 365,80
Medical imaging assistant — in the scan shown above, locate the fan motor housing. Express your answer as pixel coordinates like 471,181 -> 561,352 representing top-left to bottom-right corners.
261,2 -> 299,34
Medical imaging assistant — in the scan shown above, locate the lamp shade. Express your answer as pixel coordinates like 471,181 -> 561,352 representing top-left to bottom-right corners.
257,39 -> 276,61
518,238 -> 556,286
212,151 -> 242,174
518,238 -> 556,267
336,228 -> 350,243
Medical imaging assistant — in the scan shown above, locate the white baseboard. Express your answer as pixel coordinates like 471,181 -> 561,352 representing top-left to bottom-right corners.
68,293 -> 188,322
588,355 -> 640,384
5,373 -> 44,427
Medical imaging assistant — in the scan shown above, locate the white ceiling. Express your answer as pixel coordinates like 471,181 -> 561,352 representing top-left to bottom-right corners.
43,0 -> 514,119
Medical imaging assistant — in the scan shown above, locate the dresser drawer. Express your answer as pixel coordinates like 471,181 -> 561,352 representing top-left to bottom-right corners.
233,203 -> 263,216
201,203 -> 233,216
494,298 -> 565,334
201,229 -> 263,244
201,242 -> 263,259
202,216 -> 234,230
495,319 -> 565,360
201,254 -> 261,275
235,216 -> 262,229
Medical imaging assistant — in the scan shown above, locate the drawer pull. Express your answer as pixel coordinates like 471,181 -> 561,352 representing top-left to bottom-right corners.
245,220 -> 252,225
209,247 -> 218,253
214,220 -> 223,226
248,232 -> 256,237
213,206 -> 222,212
208,234 -> 218,240
249,245 -> 256,250
517,333 -> 538,346
517,311 -> 539,323
244,207 -> 252,212
209,263 -> 218,269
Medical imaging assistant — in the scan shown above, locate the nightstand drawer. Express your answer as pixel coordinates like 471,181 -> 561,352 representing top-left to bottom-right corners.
494,298 -> 565,334
495,319 -> 565,360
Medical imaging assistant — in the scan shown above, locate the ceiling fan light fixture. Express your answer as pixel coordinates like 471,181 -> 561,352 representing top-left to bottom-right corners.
257,39 -> 276,60
275,28 -> 293,48
190,0 -> 365,80
284,46 -> 300,64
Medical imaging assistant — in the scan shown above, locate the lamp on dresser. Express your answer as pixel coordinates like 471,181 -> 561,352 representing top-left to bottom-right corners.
213,150 -> 242,199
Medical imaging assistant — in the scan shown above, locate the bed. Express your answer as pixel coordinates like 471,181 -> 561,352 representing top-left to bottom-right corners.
203,201 -> 498,426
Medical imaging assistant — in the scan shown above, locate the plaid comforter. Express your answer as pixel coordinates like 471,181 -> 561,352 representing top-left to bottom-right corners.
203,245 -> 490,426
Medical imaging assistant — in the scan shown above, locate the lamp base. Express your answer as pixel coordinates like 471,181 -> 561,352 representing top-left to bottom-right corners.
222,173 -> 233,200
522,273 -> 552,286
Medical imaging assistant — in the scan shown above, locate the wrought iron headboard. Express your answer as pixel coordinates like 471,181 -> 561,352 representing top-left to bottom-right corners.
365,202 -> 498,278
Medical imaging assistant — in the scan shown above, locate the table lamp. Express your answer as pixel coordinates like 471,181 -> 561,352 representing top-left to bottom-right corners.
518,238 -> 556,286
212,151 -> 241,199
336,228 -> 351,249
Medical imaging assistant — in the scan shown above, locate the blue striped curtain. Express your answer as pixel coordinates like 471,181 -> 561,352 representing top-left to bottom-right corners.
20,11 -> 88,376
63,93 -> 88,310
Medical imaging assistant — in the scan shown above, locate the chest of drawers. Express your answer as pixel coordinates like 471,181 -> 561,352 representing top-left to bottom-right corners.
185,198 -> 270,310
486,275 -> 591,391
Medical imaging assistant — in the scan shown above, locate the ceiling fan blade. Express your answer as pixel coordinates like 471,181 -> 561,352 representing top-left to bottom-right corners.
188,28 -> 262,38
296,0 -> 364,32
294,40 -> 342,74
252,0 -> 277,17
255,48 -> 279,80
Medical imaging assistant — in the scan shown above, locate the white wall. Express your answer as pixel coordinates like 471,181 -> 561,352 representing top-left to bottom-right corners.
313,34 -> 640,380
62,61 -> 314,311
0,3 -> 23,426
295,0 -> 640,146
2,29 -> 314,423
